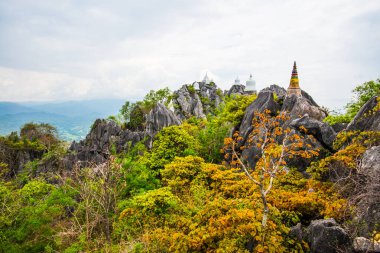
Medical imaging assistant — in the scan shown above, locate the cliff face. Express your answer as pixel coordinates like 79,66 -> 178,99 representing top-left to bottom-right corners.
172,83 -> 223,120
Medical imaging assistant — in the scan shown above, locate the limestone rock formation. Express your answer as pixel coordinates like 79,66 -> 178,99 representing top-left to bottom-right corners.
353,237 -> 380,253
145,103 -> 181,147
353,146 -> 380,237
239,90 -> 281,138
0,147 -> 44,176
237,85 -> 329,169
198,82 -> 223,114
65,119 -> 145,168
282,94 -> 327,121
347,96 -> 380,132
172,83 -> 223,120
290,114 -> 337,151
227,84 -> 245,96
64,102 -> 182,168
173,84 -> 206,120
306,219 -> 353,253
261,84 -> 287,101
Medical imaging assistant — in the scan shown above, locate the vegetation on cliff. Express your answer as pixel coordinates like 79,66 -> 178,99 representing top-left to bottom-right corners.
0,80 -> 379,252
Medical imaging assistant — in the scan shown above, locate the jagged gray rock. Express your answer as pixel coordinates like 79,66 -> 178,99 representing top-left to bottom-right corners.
353,146 -> 380,237
0,147 -> 44,176
306,218 -> 353,253
173,84 -> 206,120
353,237 -> 380,253
290,114 -> 337,151
239,90 -> 281,138
236,87 -> 330,170
228,84 -> 245,96
261,84 -> 287,101
236,90 -> 281,168
65,103 -> 182,168
347,96 -> 380,132
65,119 -> 145,169
301,90 -> 320,107
145,103 -> 181,147
172,83 -> 223,120
290,223 -> 303,242
199,82 -> 223,114
331,123 -> 348,133
282,94 -> 327,121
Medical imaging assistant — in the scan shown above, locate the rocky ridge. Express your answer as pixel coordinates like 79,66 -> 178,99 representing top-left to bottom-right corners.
237,85 -> 332,170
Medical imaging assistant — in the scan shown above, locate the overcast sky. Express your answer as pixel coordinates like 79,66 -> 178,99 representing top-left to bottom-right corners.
0,0 -> 379,110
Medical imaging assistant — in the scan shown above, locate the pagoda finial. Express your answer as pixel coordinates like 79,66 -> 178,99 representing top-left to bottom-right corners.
287,61 -> 301,96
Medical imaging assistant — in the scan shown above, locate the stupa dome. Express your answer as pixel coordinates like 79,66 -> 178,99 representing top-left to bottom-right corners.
245,74 -> 256,92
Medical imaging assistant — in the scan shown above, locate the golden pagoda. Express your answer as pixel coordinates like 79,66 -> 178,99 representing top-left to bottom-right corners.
287,61 -> 302,96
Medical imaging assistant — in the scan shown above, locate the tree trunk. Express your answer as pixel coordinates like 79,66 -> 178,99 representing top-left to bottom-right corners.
260,188 -> 269,228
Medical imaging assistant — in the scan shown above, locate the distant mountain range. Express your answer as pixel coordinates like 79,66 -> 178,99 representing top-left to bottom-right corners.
0,99 -> 126,141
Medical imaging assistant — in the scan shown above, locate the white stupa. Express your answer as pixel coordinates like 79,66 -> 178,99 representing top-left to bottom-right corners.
202,73 -> 211,84
245,74 -> 256,94
234,76 -> 241,85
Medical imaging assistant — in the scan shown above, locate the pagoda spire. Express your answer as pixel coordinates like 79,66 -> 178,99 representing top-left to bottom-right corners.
287,61 -> 301,96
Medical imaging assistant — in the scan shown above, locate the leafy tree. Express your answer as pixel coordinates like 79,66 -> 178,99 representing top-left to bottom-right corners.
20,123 -> 59,149
142,87 -> 172,109
119,101 -> 133,123
127,103 -> 146,131
0,179 -> 75,253
117,88 -> 172,130
149,125 -> 196,171
218,93 -> 257,125
118,142 -> 160,197
224,110 -> 319,228
346,79 -> 380,119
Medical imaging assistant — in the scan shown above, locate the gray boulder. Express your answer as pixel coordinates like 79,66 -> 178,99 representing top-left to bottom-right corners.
353,146 -> 380,237
290,223 -> 303,242
282,94 -> 327,121
239,90 -> 281,138
261,84 -> 287,101
228,84 -> 245,96
347,96 -> 380,131
306,218 -> 353,253
353,237 -> 380,253
331,123 -> 348,133
290,114 -> 337,151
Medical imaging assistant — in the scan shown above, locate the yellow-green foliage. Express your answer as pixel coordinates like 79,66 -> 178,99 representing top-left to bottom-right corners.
218,94 -> 257,125
308,131 -> 380,180
115,156 -> 345,252
148,125 -> 197,170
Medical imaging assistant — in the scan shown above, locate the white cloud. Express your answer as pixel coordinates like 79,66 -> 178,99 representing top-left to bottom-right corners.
0,0 -> 379,109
